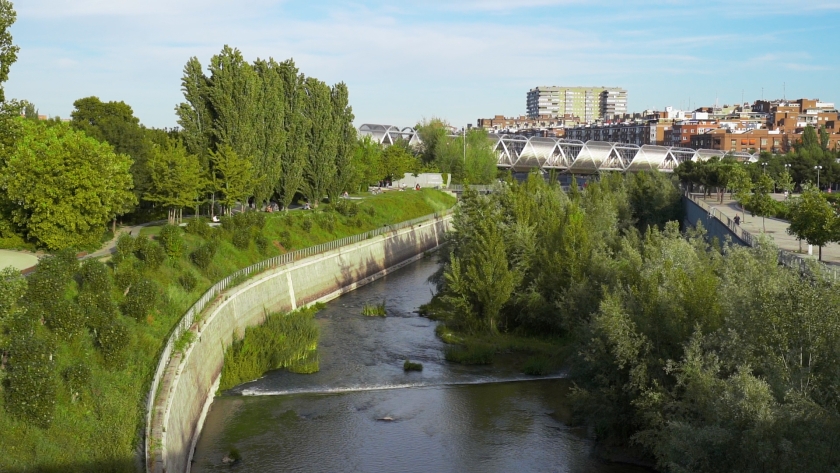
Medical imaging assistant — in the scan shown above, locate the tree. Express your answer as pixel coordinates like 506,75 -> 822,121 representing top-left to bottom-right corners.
0,119 -> 136,249
70,97 -> 151,197
146,140 -> 206,223
0,0 -> 19,104
328,82 -> 356,201
176,57 -> 214,167
750,172 -> 775,233
276,60 -> 308,211
210,144 -> 254,215
434,128 -> 497,184
728,164 -> 753,221
301,77 -> 337,207
252,58 -> 286,206
414,117 -> 449,165
351,136 -> 383,191
22,101 -> 37,120
787,184 -> 835,261
777,169 -> 794,198
380,143 -> 417,182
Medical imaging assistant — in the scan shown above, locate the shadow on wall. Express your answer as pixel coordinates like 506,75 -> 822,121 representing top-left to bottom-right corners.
5,459 -> 137,473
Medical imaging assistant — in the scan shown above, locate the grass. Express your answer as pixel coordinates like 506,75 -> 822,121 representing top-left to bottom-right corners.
403,360 -> 423,371
0,189 -> 456,471
219,305 -> 321,392
361,301 -> 386,317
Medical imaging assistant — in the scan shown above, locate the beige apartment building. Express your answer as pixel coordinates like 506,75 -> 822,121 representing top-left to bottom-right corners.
526,86 -> 627,122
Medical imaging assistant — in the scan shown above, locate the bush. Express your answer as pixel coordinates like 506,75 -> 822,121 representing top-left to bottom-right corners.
138,240 -> 166,270
362,301 -> 386,317
444,344 -> 495,365
403,360 -> 423,371
43,299 -> 85,340
158,224 -> 184,259
62,363 -> 91,397
78,290 -> 117,330
113,262 -> 140,292
190,242 -> 218,270
333,199 -> 359,217
27,254 -> 75,309
121,279 -> 158,321
316,213 -> 336,232
78,259 -> 111,294
113,233 -> 135,265
232,229 -> 251,249
178,271 -> 198,292
279,230 -> 292,248
185,217 -> 212,238
522,355 -> 552,376
97,319 -> 129,365
364,206 -> 375,217
4,334 -> 57,429
254,234 -> 269,253
301,219 -> 313,233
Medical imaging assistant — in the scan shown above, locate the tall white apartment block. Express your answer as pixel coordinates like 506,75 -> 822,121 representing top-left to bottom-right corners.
527,86 -> 627,122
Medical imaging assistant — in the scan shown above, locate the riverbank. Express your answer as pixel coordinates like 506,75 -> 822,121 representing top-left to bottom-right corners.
0,190 -> 455,473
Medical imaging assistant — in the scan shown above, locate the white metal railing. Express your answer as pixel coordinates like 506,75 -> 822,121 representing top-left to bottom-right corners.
144,208 -> 453,467
685,193 -> 839,280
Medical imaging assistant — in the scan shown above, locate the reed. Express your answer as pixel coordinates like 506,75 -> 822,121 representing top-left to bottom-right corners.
361,301 -> 386,317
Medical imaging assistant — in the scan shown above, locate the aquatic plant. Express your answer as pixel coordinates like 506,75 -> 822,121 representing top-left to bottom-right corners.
403,360 -> 423,371
361,301 -> 386,317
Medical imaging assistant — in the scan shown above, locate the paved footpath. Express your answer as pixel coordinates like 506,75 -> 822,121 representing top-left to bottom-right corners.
700,194 -> 840,267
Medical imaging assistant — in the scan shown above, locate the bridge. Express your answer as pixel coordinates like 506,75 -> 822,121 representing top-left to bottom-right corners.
359,123 -> 759,173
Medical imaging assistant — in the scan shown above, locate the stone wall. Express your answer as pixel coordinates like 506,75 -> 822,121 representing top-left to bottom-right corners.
149,216 -> 451,473
683,195 -> 748,247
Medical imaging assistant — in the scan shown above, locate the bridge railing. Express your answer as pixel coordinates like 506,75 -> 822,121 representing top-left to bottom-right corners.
144,208 -> 453,468
685,192 -> 838,281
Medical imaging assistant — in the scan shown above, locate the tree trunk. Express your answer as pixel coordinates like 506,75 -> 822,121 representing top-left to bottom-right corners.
819,245 -> 823,261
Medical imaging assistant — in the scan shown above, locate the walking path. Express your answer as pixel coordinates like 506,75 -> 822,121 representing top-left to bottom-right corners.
699,194 -> 840,266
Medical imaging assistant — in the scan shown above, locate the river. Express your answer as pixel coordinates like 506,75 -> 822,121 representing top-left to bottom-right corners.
191,257 -> 650,472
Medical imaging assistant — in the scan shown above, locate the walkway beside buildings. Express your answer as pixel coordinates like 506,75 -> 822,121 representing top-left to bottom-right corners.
699,194 -> 840,266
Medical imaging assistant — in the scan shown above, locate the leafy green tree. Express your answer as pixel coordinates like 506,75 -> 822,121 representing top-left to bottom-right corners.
728,164 -> 753,221
210,144 -> 254,215
434,128 -> 497,184
329,82 -> 356,201
146,139 -> 206,223
252,58 -> 286,206
22,101 -> 37,120
777,169 -> 794,197
0,265 -> 25,351
0,119 -> 136,249
350,136 -> 383,191
0,0 -> 19,104
70,96 -> 151,197
787,184 -> 835,261
207,46 -> 260,167
380,144 -> 417,182
301,77 -> 337,207
276,59 -> 308,210
750,172 -> 776,232
176,56 -> 214,166
414,117 -> 450,165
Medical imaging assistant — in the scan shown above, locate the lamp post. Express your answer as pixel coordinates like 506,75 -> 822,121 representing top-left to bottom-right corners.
784,163 -> 791,197
815,165 -> 823,190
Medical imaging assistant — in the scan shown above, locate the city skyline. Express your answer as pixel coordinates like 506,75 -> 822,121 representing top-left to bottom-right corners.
5,0 -> 839,129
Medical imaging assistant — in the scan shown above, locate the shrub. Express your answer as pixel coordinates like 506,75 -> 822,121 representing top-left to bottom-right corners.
364,206 -> 375,217
316,213 -> 335,232
97,319 -> 129,366
522,355 -> 552,376
301,219 -> 313,233
232,229 -> 251,249
220,215 -> 236,233
279,230 -> 292,247
178,272 -> 198,292
113,233 -> 135,264
137,240 -> 166,270
5,334 -> 57,429
185,217 -> 212,238
190,242 -> 218,270
254,234 -> 269,253
62,363 -> 91,399
113,262 -> 140,292
158,224 -> 184,259
361,301 -> 386,317
444,344 -> 495,365
78,259 -> 111,294
333,199 -> 359,217
78,290 -> 117,330
27,255 -> 74,309
403,360 -> 423,371
43,299 -> 85,340
121,279 -> 158,321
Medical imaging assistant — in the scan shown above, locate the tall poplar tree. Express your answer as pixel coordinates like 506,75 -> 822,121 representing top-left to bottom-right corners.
0,0 -> 18,105
276,60 -> 308,210
252,58 -> 286,206
329,82 -> 356,201
176,57 -> 214,166
301,77 -> 337,207
208,46 -> 260,170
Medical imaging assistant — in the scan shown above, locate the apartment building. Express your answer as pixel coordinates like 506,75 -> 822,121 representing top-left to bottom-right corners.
690,129 -> 789,153
667,120 -> 720,147
475,114 -> 575,136
753,99 -> 838,133
564,121 -> 670,146
526,86 -> 627,122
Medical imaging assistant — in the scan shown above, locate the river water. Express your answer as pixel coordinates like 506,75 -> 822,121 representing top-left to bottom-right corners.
191,257 -> 650,473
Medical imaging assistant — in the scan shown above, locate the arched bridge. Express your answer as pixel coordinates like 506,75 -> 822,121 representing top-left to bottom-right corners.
359,123 -> 759,173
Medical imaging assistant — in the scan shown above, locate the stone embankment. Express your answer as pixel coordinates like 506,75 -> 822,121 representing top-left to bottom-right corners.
146,213 -> 452,473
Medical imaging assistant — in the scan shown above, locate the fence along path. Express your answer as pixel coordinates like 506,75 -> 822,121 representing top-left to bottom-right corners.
143,209 -> 453,464
686,192 -> 839,280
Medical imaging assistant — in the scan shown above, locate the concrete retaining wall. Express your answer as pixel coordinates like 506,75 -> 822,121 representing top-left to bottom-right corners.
683,195 -> 748,247
149,216 -> 451,473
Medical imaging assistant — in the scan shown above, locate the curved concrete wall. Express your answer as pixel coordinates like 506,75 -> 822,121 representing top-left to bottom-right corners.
148,216 -> 451,473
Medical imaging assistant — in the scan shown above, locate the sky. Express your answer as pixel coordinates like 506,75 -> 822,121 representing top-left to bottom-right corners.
4,0 -> 839,129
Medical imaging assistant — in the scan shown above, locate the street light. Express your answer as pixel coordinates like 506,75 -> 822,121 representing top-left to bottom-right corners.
761,162 -> 768,174
815,165 -> 823,189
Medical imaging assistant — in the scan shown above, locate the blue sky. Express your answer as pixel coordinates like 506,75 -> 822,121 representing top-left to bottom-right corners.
5,0 -> 839,129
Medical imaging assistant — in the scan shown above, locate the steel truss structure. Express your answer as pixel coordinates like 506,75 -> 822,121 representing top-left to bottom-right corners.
359,124 -> 758,173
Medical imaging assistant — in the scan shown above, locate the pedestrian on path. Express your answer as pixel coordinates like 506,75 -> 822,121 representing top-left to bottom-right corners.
734,215 -> 741,226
